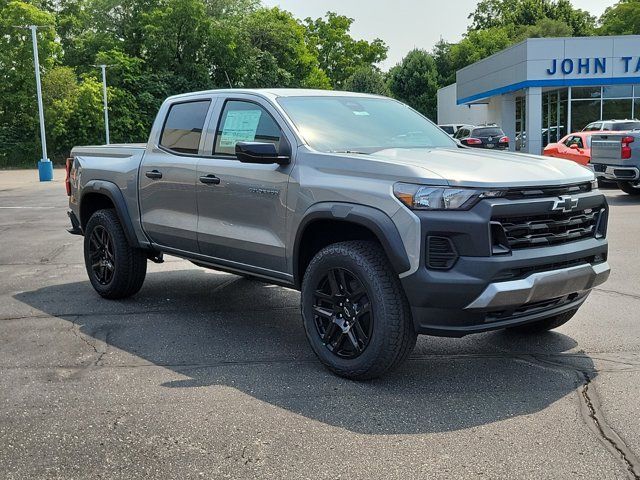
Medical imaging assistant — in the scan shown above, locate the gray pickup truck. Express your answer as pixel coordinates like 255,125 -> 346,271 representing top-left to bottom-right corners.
67,89 -> 610,379
591,131 -> 640,195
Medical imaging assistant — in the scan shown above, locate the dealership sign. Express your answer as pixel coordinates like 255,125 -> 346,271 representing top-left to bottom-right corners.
546,57 -> 640,75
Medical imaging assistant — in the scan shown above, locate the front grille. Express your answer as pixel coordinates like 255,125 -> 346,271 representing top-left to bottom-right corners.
503,182 -> 592,200
492,207 -> 603,249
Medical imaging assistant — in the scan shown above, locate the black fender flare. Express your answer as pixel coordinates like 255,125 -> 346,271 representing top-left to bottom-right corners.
80,180 -> 141,248
293,203 -> 411,286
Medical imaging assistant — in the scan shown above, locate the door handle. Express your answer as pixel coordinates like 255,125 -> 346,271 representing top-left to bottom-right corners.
145,170 -> 163,180
199,174 -> 221,185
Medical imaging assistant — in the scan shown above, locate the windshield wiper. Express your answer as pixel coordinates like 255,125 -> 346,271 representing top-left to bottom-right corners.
329,150 -> 369,155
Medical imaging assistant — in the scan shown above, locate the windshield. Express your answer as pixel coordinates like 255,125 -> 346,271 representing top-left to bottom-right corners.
277,96 -> 456,153
610,121 -> 640,131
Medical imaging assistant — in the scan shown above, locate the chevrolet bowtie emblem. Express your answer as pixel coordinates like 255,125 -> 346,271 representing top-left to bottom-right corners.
551,195 -> 579,213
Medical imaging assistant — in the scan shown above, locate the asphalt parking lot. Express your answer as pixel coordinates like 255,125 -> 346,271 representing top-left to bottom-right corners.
1,169 -> 639,479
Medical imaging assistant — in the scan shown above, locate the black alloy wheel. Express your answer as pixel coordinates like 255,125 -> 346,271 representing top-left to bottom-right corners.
88,225 -> 115,285
312,267 -> 373,358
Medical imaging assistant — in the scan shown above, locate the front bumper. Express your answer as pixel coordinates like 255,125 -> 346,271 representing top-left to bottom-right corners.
400,189 -> 609,337
465,261 -> 609,309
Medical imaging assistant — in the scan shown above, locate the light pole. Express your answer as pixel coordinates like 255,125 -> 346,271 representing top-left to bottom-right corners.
23,25 -> 53,181
97,65 -> 110,145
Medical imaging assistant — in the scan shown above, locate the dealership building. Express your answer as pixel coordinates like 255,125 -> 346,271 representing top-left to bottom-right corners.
437,35 -> 640,154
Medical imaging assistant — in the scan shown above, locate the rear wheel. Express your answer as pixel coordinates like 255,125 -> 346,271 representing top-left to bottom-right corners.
507,309 -> 578,334
301,241 -> 416,380
617,180 -> 640,195
84,209 -> 147,299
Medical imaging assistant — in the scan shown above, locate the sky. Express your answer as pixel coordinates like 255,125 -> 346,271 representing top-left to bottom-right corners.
262,0 -> 619,70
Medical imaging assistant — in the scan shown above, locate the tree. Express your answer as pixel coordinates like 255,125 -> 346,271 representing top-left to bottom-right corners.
468,0 -> 595,36
239,8 -> 330,88
344,66 -> 389,96
512,17 -> 573,41
438,27 -> 512,87
599,0 -> 640,35
387,50 -> 439,119
0,1 -> 58,167
304,12 -> 387,89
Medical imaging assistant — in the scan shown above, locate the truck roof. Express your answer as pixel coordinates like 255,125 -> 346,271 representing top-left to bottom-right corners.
166,88 -> 383,102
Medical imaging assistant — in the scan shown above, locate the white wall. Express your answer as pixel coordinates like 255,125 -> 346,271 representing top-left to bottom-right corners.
437,84 -> 489,125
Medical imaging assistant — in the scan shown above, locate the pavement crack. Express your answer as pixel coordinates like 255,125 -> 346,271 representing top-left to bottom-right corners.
39,243 -> 71,264
69,316 -> 98,354
593,287 -> 640,302
579,372 -> 640,480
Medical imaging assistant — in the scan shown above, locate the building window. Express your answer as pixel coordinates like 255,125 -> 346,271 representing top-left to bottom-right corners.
572,87 -> 601,99
571,100 -> 601,132
603,99 -> 633,121
603,85 -> 633,99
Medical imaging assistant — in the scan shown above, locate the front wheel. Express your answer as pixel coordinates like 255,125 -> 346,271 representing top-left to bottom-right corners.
617,180 -> 640,195
301,241 -> 417,380
507,309 -> 578,334
84,209 -> 147,299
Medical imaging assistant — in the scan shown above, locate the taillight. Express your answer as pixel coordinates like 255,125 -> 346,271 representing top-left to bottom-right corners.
65,157 -> 73,196
621,136 -> 634,160
499,136 -> 509,144
465,138 -> 482,145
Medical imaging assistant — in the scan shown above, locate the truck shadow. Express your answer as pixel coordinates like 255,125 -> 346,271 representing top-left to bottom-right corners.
14,269 -> 596,435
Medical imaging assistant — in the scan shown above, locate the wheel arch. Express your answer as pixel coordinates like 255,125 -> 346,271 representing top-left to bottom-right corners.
80,180 -> 141,248
293,203 -> 411,288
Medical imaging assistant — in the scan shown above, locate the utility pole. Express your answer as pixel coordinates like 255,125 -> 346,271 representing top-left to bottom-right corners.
19,25 -> 53,181
98,65 -> 110,144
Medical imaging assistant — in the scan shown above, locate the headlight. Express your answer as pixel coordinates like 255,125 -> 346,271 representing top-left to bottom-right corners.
393,183 -> 504,210
590,179 -> 598,191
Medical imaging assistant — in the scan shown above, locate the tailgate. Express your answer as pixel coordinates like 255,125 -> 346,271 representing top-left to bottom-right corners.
591,134 -> 623,164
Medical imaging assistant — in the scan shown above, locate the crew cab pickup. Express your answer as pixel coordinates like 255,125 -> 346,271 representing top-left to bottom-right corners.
591,132 -> 640,195
67,89 -> 610,379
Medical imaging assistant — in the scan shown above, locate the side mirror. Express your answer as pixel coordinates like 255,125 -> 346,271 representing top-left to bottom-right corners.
235,142 -> 290,165
569,144 -> 580,150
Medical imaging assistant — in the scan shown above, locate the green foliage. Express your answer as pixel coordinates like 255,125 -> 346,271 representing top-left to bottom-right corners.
387,50 -> 439,120
599,0 -> 640,35
343,66 -> 390,96
0,2 -> 57,166
0,0 -> 613,167
468,0 -> 595,36
304,12 -> 387,89
240,8 -> 330,88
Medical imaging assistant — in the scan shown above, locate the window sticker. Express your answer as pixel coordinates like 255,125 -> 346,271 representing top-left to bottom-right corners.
353,110 -> 370,116
220,109 -> 262,147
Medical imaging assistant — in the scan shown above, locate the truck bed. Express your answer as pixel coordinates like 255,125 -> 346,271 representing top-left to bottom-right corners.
71,143 -> 147,158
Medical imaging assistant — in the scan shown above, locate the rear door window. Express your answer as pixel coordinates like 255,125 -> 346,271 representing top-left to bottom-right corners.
160,100 -> 211,155
610,121 -> 640,131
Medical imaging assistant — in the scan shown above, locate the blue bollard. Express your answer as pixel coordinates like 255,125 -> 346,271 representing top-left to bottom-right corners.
38,160 -> 54,182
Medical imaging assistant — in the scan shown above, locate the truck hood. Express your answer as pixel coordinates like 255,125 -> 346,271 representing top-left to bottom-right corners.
369,147 -> 594,187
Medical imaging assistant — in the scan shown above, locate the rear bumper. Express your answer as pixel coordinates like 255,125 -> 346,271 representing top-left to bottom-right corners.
593,164 -> 640,181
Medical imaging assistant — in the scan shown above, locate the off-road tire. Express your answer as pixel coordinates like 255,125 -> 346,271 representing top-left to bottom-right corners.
617,181 -> 640,195
301,240 -> 417,380
84,209 -> 147,299
508,309 -> 578,334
